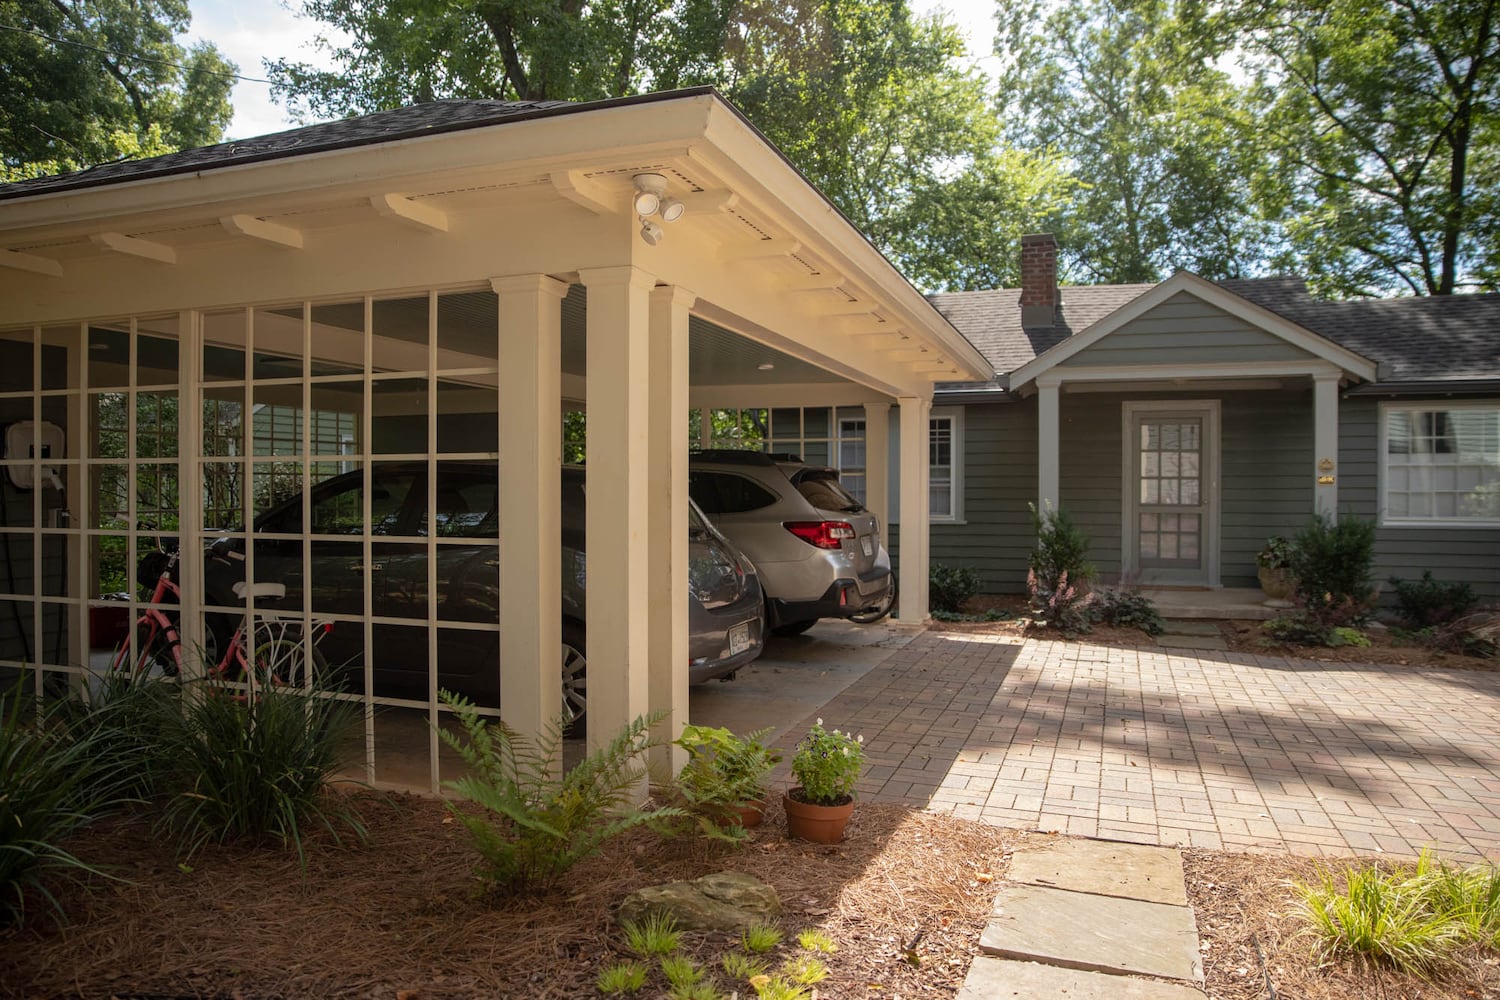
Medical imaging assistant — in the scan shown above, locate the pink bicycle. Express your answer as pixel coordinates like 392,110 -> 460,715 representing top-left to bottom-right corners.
110,545 -> 329,687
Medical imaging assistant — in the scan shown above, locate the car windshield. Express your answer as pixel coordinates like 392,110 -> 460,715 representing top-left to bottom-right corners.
795,472 -> 864,513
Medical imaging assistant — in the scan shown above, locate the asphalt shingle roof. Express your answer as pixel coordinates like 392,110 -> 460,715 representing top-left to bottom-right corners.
930,276 -> 1499,391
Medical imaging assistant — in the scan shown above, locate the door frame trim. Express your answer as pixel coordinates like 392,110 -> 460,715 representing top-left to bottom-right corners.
1120,399 -> 1221,587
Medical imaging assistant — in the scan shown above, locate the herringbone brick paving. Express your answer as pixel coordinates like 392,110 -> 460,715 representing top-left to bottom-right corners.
776,630 -> 1500,861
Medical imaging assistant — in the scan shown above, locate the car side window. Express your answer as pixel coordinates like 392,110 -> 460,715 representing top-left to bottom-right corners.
426,465 -> 499,538
688,471 -> 778,514
796,474 -> 862,512
306,473 -> 419,536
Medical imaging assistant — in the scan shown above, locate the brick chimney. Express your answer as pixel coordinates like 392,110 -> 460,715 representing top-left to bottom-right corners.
1019,232 -> 1058,330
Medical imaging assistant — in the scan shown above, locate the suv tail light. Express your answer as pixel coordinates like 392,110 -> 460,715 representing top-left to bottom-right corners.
784,520 -> 856,550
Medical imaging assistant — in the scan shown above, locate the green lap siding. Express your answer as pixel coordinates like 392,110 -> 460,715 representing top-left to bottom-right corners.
1059,293 -> 1315,368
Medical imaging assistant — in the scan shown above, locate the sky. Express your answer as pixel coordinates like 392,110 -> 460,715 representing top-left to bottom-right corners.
184,0 -> 1003,141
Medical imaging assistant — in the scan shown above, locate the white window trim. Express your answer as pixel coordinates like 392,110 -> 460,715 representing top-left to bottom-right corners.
930,405 -> 965,525
1378,399 -> 1500,528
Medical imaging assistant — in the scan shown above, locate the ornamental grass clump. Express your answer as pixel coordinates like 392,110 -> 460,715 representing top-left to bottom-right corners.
790,719 -> 863,806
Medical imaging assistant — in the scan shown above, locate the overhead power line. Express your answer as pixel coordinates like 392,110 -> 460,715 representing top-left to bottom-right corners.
0,21 -> 275,85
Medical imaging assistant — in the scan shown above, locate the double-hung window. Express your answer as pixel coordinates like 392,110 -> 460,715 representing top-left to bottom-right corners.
929,408 -> 963,523
1381,403 -> 1500,525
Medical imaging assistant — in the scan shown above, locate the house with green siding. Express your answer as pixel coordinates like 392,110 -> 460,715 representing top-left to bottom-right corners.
917,234 -> 1500,599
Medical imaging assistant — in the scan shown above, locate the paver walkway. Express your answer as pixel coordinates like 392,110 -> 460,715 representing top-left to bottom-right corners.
776,630 -> 1500,861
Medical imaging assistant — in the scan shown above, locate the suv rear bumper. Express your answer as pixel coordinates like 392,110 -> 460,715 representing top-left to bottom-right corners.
767,570 -> 894,627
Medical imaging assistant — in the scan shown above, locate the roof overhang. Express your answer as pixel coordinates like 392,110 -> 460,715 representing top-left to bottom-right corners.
1005,270 -> 1378,390
0,89 -> 992,392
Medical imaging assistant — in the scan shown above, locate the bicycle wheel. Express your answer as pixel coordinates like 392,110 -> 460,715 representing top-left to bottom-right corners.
111,618 -> 180,678
252,635 -> 328,688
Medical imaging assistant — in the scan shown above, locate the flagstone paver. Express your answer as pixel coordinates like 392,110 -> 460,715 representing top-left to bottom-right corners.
777,630 -> 1500,861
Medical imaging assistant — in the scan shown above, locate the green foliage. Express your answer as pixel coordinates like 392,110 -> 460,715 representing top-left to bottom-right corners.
596,960 -> 649,995
1027,504 -> 1096,633
0,680 -> 138,924
674,725 -> 781,839
1088,587 -> 1166,637
930,608 -> 1010,623
742,923 -> 784,953
438,694 -> 680,892
796,928 -> 837,953
1389,572 -> 1480,629
0,0 -> 233,174
751,976 -> 810,1000
669,983 -> 726,1000
623,911 -> 683,957
780,954 -> 827,984
660,954 -> 704,990
156,670 -> 365,863
1292,852 -> 1500,974
1257,536 -> 1297,570
790,719 -> 863,806
722,951 -> 770,980
1291,513 -> 1377,622
929,564 -> 982,615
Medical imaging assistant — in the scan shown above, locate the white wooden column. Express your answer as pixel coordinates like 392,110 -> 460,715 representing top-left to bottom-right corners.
862,401 -> 891,534
493,274 -> 568,741
578,265 -> 656,759
1037,375 -> 1061,511
897,395 -> 931,623
1313,371 -> 1340,520
647,284 -> 694,777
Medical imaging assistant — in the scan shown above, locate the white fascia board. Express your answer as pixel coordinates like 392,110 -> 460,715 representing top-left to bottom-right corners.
1035,359 -> 1345,387
1008,270 -> 1379,390
696,104 -> 993,383
0,95 -> 719,239
689,382 -> 888,408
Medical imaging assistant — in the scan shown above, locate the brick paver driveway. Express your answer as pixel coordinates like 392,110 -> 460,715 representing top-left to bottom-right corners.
801,630 -> 1500,861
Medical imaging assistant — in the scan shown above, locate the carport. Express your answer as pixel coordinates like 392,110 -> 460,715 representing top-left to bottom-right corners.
0,89 -> 991,789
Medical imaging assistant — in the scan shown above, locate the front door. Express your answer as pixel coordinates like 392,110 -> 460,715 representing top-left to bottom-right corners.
1124,402 -> 1219,586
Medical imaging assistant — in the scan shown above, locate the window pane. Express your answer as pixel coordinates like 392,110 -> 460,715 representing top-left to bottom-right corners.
1386,406 -> 1500,521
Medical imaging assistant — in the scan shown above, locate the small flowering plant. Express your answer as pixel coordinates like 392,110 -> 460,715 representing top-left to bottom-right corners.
790,718 -> 864,806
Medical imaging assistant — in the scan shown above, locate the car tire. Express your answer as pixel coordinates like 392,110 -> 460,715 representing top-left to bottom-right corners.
771,618 -> 818,638
561,620 -> 587,736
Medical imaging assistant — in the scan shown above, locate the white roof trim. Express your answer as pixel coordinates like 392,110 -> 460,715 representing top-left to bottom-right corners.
1007,270 -> 1378,389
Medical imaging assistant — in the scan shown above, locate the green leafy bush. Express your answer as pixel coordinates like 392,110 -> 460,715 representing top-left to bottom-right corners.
1388,571 -> 1479,629
1290,513 -> 1377,621
1256,535 -> 1297,570
438,694 -> 681,892
929,564 -> 981,614
1088,587 -> 1165,636
789,719 -> 863,806
157,670 -> 364,862
1,680 -> 138,924
1027,504 -> 1095,632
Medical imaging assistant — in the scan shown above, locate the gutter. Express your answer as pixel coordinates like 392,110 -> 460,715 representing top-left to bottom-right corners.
1346,379 -> 1500,397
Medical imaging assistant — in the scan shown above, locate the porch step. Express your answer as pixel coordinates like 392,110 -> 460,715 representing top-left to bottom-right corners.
1141,588 -> 1278,622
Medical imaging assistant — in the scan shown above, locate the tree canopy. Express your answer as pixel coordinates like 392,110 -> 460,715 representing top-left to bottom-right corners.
0,0 -> 235,177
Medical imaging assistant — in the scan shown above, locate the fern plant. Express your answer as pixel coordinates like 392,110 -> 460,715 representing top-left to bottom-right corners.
438,693 -> 681,892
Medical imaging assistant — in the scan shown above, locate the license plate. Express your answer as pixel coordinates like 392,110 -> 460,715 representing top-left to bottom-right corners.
860,536 -> 874,557
728,622 -> 752,656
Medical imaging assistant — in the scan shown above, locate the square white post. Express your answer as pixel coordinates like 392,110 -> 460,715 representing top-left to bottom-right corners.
897,395 -> 931,623
493,274 -> 568,741
578,265 -> 657,762
647,285 -> 694,777
1038,376 -> 1061,511
1314,372 -> 1340,521
862,401 -> 891,534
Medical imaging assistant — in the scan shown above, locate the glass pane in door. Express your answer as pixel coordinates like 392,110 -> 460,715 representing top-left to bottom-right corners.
1138,418 -> 1205,571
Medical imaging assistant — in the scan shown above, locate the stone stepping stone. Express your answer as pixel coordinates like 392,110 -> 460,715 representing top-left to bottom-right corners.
1006,838 -> 1187,906
1157,633 -> 1228,651
981,884 -> 1203,983
1161,620 -> 1222,637
959,958 -> 1206,999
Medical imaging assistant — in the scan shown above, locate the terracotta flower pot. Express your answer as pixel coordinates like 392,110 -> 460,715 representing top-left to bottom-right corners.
712,799 -> 766,830
783,789 -> 854,843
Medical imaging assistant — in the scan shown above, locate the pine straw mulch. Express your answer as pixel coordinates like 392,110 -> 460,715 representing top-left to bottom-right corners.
1,794 -> 1022,1000
933,594 -> 1499,673
1188,850 -> 1500,1000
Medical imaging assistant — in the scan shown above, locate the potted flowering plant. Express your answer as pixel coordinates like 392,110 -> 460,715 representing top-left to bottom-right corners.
1256,536 -> 1297,606
784,718 -> 863,843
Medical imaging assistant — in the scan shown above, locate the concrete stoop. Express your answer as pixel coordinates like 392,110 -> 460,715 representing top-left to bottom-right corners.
959,839 -> 1206,999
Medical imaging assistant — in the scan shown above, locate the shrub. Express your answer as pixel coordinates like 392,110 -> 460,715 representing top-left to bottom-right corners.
157,670 -> 365,863
1088,587 -> 1165,636
674,725 -> 780,839
0,680 -> 138,924
1290,513 -> 1376,622
929,564 -> 981,615
1027,504 -> 1095,632
438,694 -> 681,893
1388,571 -> 1479,629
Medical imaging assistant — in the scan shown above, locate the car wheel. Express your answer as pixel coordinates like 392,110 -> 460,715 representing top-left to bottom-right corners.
848,581 -> 896,624
771,618 -> 818,638
560,620 -> 587,735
